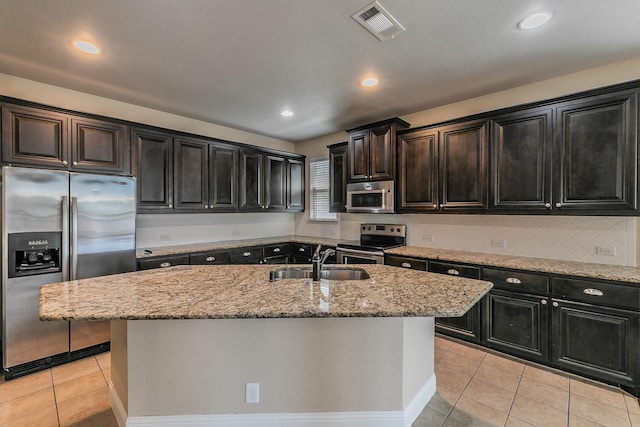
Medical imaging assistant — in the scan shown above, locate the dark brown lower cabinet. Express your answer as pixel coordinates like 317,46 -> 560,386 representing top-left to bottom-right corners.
551,299 -> 639,389
430,261 -> 483,343
484,290 -> 549,362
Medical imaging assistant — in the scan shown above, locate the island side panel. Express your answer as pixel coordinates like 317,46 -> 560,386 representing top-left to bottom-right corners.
402,317 -> 435,408
110,320 -> 128,413
121,317 -> 434,418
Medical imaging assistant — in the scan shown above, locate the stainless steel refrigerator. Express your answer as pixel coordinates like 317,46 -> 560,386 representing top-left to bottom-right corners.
1,166 -> 135,378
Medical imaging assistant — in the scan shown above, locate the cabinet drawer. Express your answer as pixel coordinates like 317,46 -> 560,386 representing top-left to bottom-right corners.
137,255 -> 190,270
552,277 -> 640,311
263,243 -> 290,258
291,243 -> 314,263
190,251 -> 230,265
385,255 -> 427,271
483,268 -> 549,295
230,246 -> 263,264
429,261 -> 481,279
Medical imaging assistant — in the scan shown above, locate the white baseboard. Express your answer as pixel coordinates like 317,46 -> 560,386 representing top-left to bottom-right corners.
115,375 -> 436,427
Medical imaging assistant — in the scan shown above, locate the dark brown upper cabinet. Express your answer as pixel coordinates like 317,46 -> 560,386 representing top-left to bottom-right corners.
554,89 -> 638,213
490,107 -> 553,211
132,127 -> 174,212
347,118 -> 409,183
209,142 -> 239,211
174,137 -> 209,210
2,103 -> 129,175
439,120 -> 489,211
239,149 -> 305,212
397,128 -> 439,212
328,142 -> 348,213
286,157 -> 305,212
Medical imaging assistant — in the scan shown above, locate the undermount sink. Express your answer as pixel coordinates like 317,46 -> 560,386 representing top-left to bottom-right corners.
269,267 -> 370,281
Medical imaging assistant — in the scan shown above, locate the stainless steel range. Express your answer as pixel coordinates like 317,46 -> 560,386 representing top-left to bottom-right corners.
336,223 -> 406,264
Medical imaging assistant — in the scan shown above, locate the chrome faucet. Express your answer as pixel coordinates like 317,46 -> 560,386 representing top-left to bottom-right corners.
312,244 -> 336,281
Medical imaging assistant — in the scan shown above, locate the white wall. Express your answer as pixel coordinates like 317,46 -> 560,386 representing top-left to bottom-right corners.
295,55 -> 640,266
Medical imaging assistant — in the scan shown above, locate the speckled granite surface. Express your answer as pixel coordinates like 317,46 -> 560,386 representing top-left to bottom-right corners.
386,246 -> 640,284
136,235 -> 342,258
39,264 -> 492,321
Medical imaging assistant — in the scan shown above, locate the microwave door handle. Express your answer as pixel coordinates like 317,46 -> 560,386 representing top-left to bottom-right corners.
380,188 -> 386,210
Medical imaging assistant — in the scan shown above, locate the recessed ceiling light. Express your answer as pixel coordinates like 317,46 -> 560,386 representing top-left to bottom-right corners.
518,12 -> 552,30
361,77 -> 379,87
281,110 -> 294,117
73,40 -> 100,54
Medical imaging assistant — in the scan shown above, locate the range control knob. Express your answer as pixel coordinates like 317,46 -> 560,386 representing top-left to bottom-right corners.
390,228 -> 395,232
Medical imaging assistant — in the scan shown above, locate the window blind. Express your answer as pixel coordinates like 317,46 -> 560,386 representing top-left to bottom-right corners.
310,159 -> 337,221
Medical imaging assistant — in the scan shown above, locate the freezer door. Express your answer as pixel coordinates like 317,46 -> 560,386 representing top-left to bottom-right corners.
2,167 -> 70,369
69,173 -> 135,351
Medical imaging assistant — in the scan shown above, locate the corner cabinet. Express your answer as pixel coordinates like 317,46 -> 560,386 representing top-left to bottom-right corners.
328,142 -> 348,213
2,103 -> 130,175
347,117 -> 409,182
239,149 -> 305,212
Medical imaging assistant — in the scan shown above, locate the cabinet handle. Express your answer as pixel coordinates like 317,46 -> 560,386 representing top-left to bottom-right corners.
205,205 -> 208,209
159,262 -> 171,268
401,262 -> 412,268
299,248 -> 305,252
552,302 -> 559,307
541,299 -> 547,305
433,204 -> 438,209
205,256 -> 216,262
544,203 -> 551,208
62,160 -> 68,166
243,252 -> 251,257
446,269 -> 460,276
72,161 -> 78,166
169,204 -> 173,208
555,202 -> 562,208
273,248 -> 281,253
505,277 -> 522,284
439,204 -> 444,208
583,288 -> 604,297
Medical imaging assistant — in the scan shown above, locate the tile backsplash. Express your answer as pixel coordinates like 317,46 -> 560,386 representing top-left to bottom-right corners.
330,214 -> 638,266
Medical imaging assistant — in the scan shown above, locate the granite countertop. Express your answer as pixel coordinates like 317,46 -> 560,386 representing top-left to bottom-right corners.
39,264 -> 492,321
385,246 -> 640,285
136,235 -> 342,258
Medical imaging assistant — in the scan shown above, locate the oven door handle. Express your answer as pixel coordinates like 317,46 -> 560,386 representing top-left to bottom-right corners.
338,248 -> 385,257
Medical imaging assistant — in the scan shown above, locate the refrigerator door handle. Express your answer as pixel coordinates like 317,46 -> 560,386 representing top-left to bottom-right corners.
61,195 -> 70,281
70,196 -> 78,281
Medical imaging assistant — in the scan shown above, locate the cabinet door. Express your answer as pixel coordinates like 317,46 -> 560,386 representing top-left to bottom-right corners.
229,246 -> 263,264
1,103 -> 69,168
132,128 -> 173,211
348,130 -> 369,182
286,157 -> 305,212
368,125 -> 394,181
430,261 -> 483,343
439,120 -> 489,210
551,299 -> 639,387
265,154 -> 286,211
174,137 -> 209,210
239,150 -> 264,211
555,89 -> 638,212
397,129 -> 439,212
491,108 -> 552,211
329,143 -> 348,212
484,290 -> 549,362
70,117 -> 129,175
209,142 -> 238,211
137,254 -> 190,270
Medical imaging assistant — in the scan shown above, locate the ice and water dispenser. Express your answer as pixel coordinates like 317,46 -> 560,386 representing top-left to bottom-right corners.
7,232 -> 62,278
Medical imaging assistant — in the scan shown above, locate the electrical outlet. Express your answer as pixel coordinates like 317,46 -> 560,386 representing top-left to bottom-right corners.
492,239 -> 507,248
160,233 -> 170,241
232,230 -> 240,237
596,246 -> 616,256
245,383 -> 259,403
422,234 -> 434,242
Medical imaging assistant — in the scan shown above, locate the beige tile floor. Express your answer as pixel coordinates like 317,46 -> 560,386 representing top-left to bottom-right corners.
0,337 -> 638,426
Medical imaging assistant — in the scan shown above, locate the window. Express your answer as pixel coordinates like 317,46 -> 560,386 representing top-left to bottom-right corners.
310,158 -> 337,221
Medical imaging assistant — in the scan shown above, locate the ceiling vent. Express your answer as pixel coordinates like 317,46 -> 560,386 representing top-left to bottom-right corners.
352,1 -> 405,41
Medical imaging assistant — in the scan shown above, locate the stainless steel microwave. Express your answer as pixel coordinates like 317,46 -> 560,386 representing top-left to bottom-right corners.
346,181 -> 394,213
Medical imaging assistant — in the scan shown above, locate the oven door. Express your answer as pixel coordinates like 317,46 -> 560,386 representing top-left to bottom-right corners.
337,248 -> 384,264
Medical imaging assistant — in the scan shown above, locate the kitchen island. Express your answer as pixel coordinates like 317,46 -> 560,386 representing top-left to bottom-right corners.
39,264 -> 492,427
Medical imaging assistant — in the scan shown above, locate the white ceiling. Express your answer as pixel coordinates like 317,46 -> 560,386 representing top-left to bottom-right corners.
1,1 -> 640,142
